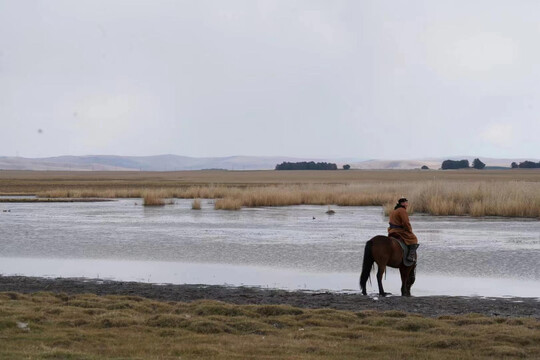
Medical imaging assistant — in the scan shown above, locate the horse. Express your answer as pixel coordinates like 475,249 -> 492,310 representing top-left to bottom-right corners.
359,235 -> 416,296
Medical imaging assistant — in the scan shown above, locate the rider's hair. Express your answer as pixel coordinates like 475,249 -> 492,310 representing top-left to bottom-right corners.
394,197 -> 408,210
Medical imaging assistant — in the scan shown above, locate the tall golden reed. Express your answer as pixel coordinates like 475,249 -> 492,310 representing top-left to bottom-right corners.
36,181 -> 540,217
142,191 -> 166,206
407,181 -> 540,217
214,198 -> 243,210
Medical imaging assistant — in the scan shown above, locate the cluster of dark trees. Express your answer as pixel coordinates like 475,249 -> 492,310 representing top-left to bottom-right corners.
472,158 -> 486,169
441,159 -> 470,170
275,161 -> 338,170
275,158 -> 539,171
441,158 -> 485,170
511,161 -> 540,169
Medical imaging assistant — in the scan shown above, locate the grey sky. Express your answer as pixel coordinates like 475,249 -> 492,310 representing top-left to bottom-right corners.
1,0 -> 538,159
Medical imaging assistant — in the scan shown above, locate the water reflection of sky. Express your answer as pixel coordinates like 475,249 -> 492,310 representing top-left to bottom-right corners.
1,200 -> 539,297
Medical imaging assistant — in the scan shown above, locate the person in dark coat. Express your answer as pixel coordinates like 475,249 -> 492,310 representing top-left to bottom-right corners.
388,198 -> 419,262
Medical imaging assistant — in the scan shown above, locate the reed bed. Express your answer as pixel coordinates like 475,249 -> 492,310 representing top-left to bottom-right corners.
407,181 -> 540,218
36,185 -> 239,200
33,181 -> 540,217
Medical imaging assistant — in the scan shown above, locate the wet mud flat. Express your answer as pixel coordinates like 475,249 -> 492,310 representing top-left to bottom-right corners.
1,275 -> 538,318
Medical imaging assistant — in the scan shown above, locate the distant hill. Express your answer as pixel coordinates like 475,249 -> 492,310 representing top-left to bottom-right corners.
0,155 -> 535,171
0,155 -> 345,171
349,159 -> 442,170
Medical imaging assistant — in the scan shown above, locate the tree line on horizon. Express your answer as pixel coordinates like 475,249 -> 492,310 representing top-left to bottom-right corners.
274,159 -> 539,171
275,161 -> 338,170
441,158 -> 540,170
511,161 -> 540,169
441,158 -> 486,170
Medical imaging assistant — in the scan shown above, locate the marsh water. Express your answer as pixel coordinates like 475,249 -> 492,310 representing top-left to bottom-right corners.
1,199 -> 539,297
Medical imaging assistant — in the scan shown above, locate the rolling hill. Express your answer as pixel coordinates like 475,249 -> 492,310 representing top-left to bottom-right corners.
0,155 -> 534,171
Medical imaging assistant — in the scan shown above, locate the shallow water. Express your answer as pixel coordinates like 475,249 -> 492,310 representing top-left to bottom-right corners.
0,199 -> 539,297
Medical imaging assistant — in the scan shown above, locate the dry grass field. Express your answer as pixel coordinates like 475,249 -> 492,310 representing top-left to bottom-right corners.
1,292 -> 539,359
0,169 -> 539,217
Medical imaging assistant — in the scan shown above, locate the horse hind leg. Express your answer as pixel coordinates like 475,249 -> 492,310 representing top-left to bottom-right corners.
359,274 -> 370,296
359,240 -> 375,295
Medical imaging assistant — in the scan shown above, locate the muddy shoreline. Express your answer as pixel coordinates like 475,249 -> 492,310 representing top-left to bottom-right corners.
1,275 -> 538,318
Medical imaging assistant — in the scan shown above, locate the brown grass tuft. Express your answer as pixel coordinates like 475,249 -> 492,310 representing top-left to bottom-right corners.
142,191 -> 165,206
191,199 -> 201,210
214,198 -> 243,210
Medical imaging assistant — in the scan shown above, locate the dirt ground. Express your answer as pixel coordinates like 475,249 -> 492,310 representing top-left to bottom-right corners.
1,275 -> 538,318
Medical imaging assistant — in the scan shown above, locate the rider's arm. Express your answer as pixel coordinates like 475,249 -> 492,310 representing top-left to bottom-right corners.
399,208 -> 413,233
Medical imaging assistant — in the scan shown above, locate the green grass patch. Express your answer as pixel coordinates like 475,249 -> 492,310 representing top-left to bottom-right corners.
0,292 -> 539,359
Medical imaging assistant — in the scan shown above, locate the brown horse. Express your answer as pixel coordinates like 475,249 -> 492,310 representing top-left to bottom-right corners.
359,235 -> 416,296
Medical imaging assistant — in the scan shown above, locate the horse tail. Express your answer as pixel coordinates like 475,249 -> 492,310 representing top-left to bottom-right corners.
359,239 -> 374,294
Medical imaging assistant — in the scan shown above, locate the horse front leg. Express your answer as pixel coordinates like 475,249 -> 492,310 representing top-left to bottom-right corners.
399,266 -> 411,296
406,265 -> 416,295
376,265 -> 389,297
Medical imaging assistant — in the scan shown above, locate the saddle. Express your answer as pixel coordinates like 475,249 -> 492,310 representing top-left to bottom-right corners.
389,234 -> 416,267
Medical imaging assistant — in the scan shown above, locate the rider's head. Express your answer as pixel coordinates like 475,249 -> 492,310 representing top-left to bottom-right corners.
397,198 -> 409,209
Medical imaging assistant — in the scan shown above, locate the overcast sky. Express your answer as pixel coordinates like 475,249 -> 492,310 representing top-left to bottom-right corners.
1,0 -> 539,159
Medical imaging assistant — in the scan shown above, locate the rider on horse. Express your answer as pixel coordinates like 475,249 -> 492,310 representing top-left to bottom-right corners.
388,198 -> 419,262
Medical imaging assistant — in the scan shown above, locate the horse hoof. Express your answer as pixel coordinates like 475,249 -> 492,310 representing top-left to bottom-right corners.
380,292 -> 391,297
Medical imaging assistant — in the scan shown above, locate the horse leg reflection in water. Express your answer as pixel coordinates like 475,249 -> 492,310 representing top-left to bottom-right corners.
359,235 -> 416,296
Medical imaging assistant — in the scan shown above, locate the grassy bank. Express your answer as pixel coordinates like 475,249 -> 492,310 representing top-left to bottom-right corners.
1,170 -> 539,217
1,292 -> 539,359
